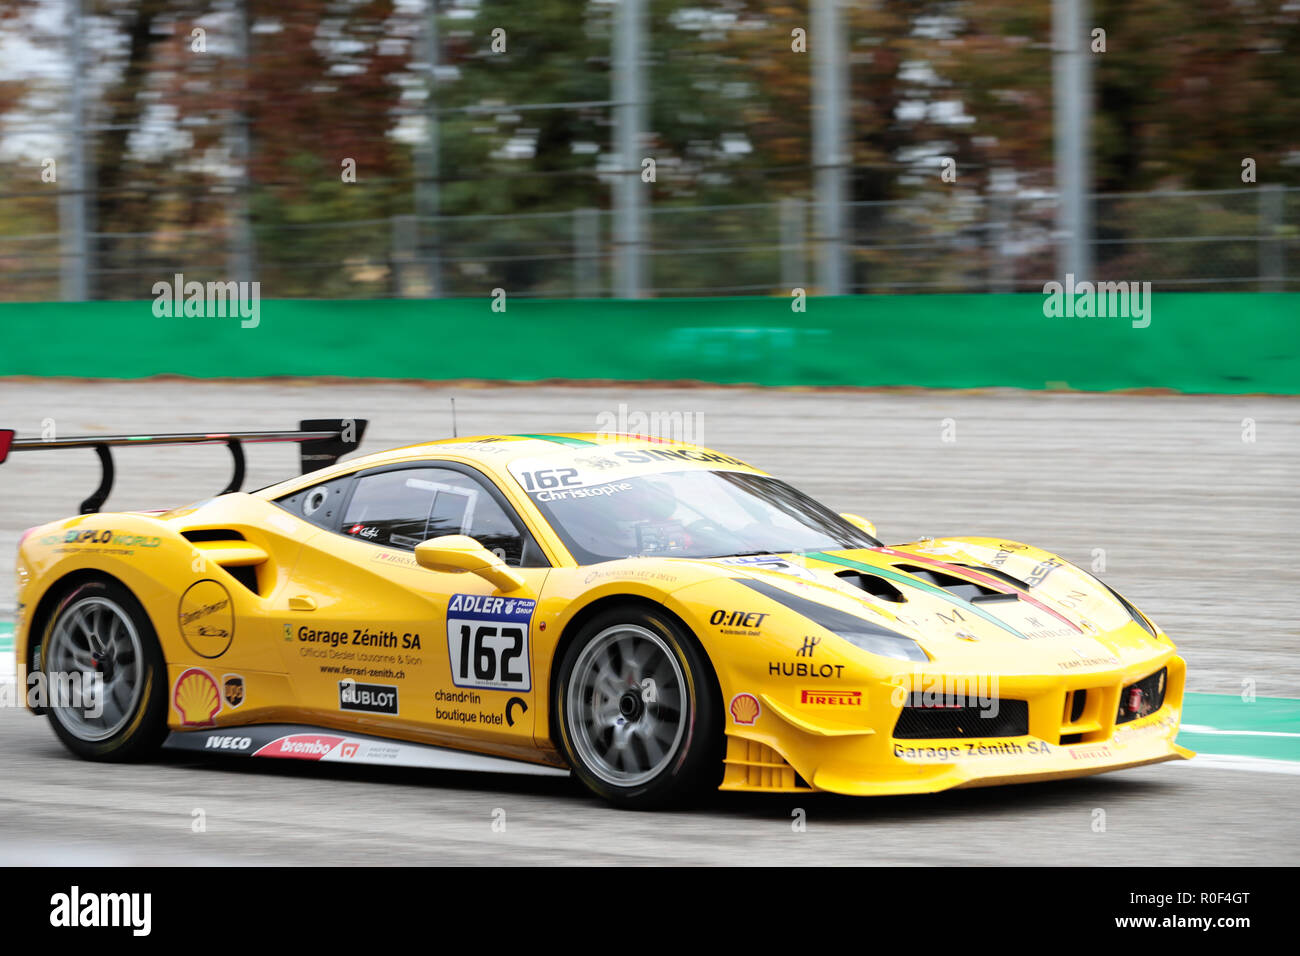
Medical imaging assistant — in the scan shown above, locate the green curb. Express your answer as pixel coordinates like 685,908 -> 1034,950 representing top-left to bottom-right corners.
1180,692 -> 1300,762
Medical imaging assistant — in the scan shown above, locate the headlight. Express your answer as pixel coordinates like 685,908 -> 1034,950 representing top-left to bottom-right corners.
735,578 -> 930,662
833,628 -> 930,662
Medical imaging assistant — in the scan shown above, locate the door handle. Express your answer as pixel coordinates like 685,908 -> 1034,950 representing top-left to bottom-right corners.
288,595 -> 317,611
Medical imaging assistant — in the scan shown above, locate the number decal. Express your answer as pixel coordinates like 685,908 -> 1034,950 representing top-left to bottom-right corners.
518,468 -> 580,492
458,624 -> 471,680
474,625 -> 496,680
500,626 -> 525,683
446,594 -> 535,691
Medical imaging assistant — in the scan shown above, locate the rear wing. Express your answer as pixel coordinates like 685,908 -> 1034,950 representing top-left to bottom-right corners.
0,418 -> 366,514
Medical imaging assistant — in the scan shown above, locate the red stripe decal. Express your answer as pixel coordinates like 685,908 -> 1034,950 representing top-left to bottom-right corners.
878,548 -> 1082,633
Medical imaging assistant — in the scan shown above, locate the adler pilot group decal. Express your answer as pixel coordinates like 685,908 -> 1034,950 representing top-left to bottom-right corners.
445,594 -> 536,692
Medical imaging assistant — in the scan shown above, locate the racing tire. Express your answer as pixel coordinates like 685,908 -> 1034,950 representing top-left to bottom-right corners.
39,579 -> 169,761
555,604 -> 722,809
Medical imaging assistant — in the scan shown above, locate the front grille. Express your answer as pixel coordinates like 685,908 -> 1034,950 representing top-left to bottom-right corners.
893,696 -> 1029,739
1070,689 -> 1088,722
1116,667 -> 1167,724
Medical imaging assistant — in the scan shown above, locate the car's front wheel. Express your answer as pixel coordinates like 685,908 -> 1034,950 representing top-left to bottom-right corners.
555,605 -> 722,809
40,579 -> 168,761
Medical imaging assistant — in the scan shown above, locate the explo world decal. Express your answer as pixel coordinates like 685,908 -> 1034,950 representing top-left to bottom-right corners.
39,528 -> 161,549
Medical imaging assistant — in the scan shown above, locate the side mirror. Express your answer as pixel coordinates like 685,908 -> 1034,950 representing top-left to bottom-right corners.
839,513 -> 877,538
414,535 -> 526,593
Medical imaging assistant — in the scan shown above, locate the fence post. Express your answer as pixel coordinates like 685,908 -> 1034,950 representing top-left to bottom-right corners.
779,198 -> 806,292
613,0 -> 647,298
1052,0 -> 1094,283
812,0 -> 847,295
414,0 -> 442,297
1259,183 -> 1283,292
391,214 -> 418,298
573,208 -> 600,298
228,0 -> 255,287
60,0 -> 90,301
989,193 -> 1014,293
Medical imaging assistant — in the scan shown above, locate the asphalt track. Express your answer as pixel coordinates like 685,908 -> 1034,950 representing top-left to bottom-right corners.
0,379 -> 1296,865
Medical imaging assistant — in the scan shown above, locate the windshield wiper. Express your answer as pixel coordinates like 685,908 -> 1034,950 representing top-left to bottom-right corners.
711,549 -> 795,558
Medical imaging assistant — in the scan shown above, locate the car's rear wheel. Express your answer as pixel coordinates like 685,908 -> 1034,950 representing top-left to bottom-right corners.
40,579 -> 168,761
555,605 -> 721,809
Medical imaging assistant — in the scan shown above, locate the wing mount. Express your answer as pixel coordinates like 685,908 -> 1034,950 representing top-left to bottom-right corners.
0,418 -> 367,514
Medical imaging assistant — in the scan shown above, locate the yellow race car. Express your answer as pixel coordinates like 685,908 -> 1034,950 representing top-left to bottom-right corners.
3,422 -> 1191,808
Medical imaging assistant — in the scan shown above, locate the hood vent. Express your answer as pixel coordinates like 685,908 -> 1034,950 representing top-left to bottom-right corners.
951,563 -> 1033,592
834,570 -> 905,603
891,564 -> 1001,601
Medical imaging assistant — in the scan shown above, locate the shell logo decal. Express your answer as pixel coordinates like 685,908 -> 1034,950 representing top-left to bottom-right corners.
174,668 -> 221,726
729,693 -> 761,725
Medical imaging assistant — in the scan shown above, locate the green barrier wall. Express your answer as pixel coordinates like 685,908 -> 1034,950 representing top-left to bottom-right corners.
2,293 -> 1296,393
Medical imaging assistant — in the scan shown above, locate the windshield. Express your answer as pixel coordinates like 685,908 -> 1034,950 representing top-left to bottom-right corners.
521,469 -> 879,564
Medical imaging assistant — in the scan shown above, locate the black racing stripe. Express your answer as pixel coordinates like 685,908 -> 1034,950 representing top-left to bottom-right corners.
733,578 -> 905,638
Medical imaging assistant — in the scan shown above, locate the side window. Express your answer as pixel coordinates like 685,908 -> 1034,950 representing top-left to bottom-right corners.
342,467 -> 528,566
276,475 -> 352,530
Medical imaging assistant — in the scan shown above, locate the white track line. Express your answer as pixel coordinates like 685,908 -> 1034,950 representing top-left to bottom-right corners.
1175,753 -> 1300,775
1181,723 -> 1300,738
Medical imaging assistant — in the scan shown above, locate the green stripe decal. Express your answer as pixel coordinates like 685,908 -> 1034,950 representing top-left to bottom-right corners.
0,620 -> 12,652
512,434 -> 597,447
807,551 -> 1030,640
1179,693 -> 1300,762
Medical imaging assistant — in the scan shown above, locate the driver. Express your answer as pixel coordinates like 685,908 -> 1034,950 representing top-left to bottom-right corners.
559,477 -> 686,559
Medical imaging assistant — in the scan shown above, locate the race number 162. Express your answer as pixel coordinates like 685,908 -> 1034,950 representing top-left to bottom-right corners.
447,621 -> 530,691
